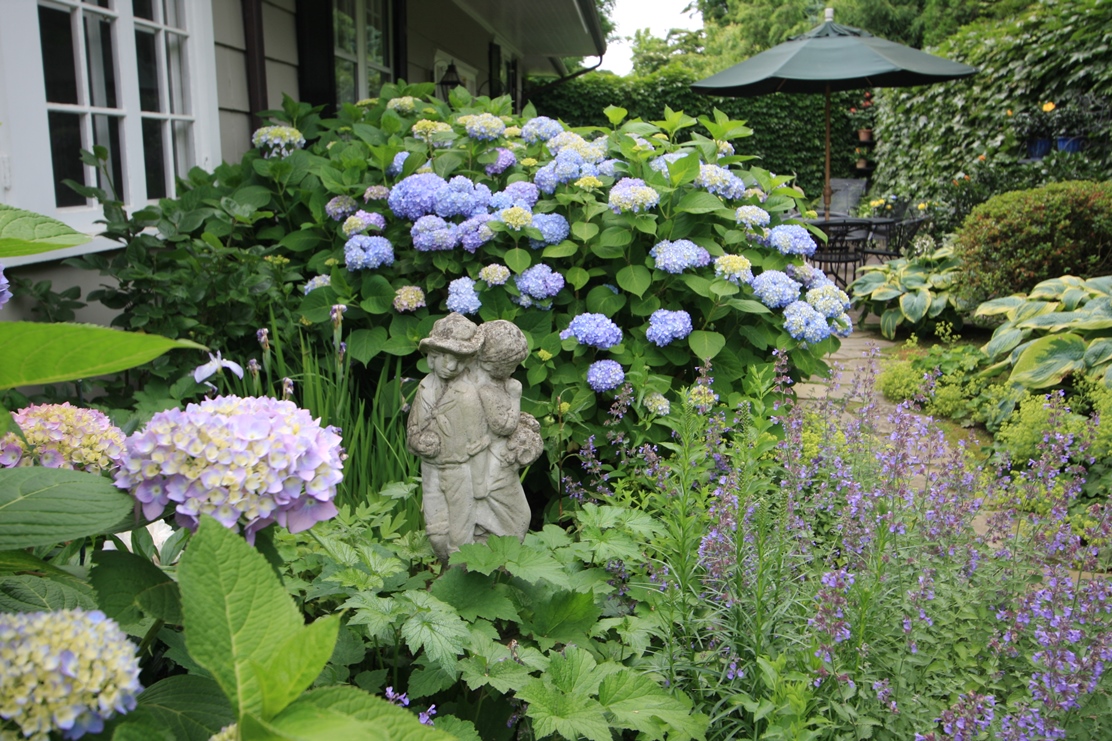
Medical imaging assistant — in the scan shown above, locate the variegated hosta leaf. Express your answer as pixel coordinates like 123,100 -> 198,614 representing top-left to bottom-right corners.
975,295 -> 1027,318
1009,333 -> 1087,389
1084,338 -> 1112,369
983,326 -> 1029,361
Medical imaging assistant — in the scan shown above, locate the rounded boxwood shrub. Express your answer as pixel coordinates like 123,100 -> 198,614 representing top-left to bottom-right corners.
952,180 -> 1112,302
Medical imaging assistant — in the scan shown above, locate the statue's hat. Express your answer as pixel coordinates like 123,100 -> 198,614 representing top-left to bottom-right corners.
419,313 -> 483,356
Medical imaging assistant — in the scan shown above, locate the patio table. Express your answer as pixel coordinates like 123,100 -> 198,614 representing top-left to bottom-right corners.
803,217 -> 873,288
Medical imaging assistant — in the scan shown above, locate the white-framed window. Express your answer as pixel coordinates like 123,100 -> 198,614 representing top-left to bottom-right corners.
333,0 -> 392,106
0,0 -> 221,263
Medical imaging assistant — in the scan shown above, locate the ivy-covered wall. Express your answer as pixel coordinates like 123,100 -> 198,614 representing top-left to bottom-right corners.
872,0 -> 1112,204
529,66 -> 858,200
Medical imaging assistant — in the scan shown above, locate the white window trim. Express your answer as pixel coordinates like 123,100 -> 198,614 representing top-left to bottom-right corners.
0,0 -> 222,267
334,0 -> 393,104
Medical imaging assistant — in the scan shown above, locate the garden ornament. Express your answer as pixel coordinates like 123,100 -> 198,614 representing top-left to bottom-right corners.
407,314 -> 542,562
691,7 -> 976,219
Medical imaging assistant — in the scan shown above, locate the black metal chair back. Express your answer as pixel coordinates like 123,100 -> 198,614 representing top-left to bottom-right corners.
808,218 -> 871,287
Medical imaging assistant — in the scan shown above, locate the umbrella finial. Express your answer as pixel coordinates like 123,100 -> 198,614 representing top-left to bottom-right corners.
824,7 -> 834,22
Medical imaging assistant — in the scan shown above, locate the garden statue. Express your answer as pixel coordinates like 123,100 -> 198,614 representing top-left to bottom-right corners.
407,314 -> 542,561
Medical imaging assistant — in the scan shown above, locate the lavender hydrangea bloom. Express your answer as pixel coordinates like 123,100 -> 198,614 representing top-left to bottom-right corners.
529,213 -> 570,248
597,159 -> 620,177
386,151 -> 409,177
446,277 -> 482,314
115,396 -> 344,540
783,300 -> 832,344
586,360 -> 625,392
521,116 -> 564,143
546,131 -> 607,162
695,164 -> 747,200
645,309 -> 694,346
342,210 -> 386,237
650,239 -> 711,274
534,150 -> 592,194
786,262 -> 834,290
750,270 -> 802,309
462,112 -> 506,141
514,264 -> 564,308
1,403 -> 125,473
303,274 -> 331,295
251,125 -> 305,158
363,185 -> 390,201
0,264 -> 9,309
735,205 -> 770,229
806,284 -> 851,318
0,609 -> 142,740
560,313 -> 623,349
325,195 -> 358,221
714,254 -> 754,285
490,181 -> 540,210
345,235 -> 395,269
831,311 -> 853,338
411,215 -> 459,251
608,178 -> 660,214
485,147 -> 516,176
768,224 -> 818,256
479,263 -> 511,285
458,214 -> 495,252
434,176 -> 491,218
393,285 -> 426,312
387,172 -> 447,221
648,151 -> 688,173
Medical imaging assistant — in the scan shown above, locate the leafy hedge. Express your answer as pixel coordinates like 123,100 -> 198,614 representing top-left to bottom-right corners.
952,180 -> 1112,301
529,66 -> 858,199
871,0 -> 1112,207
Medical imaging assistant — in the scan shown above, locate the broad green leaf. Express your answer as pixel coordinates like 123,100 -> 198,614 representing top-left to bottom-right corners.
585,285 -> 627,315
598,227 -> 632,249
458,652 -> 534,694
255,614 -> 340,719
880,308 -> 903,340
1085,338 -> 1112,368
599,669 -> 708,740
429,568 -> 519,622
927,294 -> 948,318
504,248 -> 532,274
565,266 -> 590,291
899,288 -> 930,324
870,285 -> 904,302
682,274 -> 713,298
91,549 -> 183,625
381,335 -> 417,356
0,203 -> 91,257
0,468 -> 134,549
674,191 -> 723,214
571,221 -> 599,242
518,681 -> 611,741
400,592 -> 470,670
542,240 -> 578,258
110,721 -> 174,741
604,105 -> 628,125
1009,333 -> 1087,389
406,664 -> 458,700
544,646 -> 614,696
347,327 -> 388,364
0,549 -> 93,593
521,591 -> 601,650
666,152 -> 702,187
505,546 -> 570,588
259,686 -> 450,741
616,265 -> 652,298
0,323 -> 206,390
688,330 -> 726,360
0,574 -> 95,612
726,298 -> 771,315
178,517 -> 303,719
982,327 -> 1028,360
127,675 -> 235,741
358,274 -> 395,314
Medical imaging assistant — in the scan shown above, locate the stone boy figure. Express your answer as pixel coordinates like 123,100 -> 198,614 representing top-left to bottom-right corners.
407,314 -> 542,562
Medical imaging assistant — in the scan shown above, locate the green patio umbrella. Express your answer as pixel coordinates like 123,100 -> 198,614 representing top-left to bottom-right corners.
691,8 -> 977,218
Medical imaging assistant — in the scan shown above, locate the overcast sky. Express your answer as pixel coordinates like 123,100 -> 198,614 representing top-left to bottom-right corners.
587,0 -> 704,77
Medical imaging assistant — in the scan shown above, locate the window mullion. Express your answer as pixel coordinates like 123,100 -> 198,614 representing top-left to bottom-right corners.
114,2 -> 146,206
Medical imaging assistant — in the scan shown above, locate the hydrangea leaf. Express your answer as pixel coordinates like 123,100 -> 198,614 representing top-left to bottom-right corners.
91,549 -> 183,625
107,721 -> 174,741
616,265 -> 652,298
178,516 -> 304,719
598,669 -> 708,741
0,574 -> 96,612
0,468 -> 134,549
571,221 -> 599,242
598,227 -> 632,249
0,203 -> 91,257
688,330 -> 726,360
124,675 -> 235,741
253,613 -> 341,719
358,275 -> 395,314
347,327 -> 388,364
504,248 -> 532,274
256,686 -> 451,741
517,679 -> 612,741
429,567 -> 520,622
0,548 -> 93,593
675,191 -> 724,214
0,322 -> 205,391
541,240 -> 578,258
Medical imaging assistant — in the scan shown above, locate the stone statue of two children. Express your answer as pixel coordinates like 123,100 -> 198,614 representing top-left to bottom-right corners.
406,313 -> 543,562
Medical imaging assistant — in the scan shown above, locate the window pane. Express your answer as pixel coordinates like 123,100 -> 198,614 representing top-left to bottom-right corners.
366,68 -> 385,97
135,29 -> 160,111
335,57 -> 356,107
39,6 -> 79,105
92,114 -> 125,201
162,0 -> 184,29
172,120 -> 194,184
84,14 -> 118,109
133,0 -> 154,20
47,111 -> 86,207
83,0 -> 111,7
142,118 -> 167,199
165,31 -> 189,114
365,0 -> 388,67
333,0 -> 356,56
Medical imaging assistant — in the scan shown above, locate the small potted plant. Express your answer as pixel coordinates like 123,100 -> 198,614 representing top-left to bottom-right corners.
1050,95 -> 1107,152
1009,102 -> 1056,159
848,91 -> 877,140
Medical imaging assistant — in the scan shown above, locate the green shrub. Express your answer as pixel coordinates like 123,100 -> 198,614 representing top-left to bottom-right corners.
953,181 -> 1112,302
876,358 -> 923,402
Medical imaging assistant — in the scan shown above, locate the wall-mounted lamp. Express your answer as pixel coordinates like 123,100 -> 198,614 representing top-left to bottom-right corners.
438,62 -> 462,99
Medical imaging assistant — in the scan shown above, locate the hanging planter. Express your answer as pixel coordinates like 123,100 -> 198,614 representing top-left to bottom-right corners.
857,128 -> 873,142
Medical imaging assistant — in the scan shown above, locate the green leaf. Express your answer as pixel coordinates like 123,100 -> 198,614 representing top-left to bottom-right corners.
586,285 -> 627,315
571,221 -> 599,242
347,328 -> 388,365
0,323 -> 206,390
358,275 -> 396,315
91,549 -> 183,625
604,105 -> 628,125
521,591 -> 601,650
615,265 -> 652,298
0,203 -> 91,257
870,285 -> 904,302
1085,338 -> 1112,368
880,308 -> 904,340
258,686 -> 451,741
982,327 -> 1028,360
675,191 -> 723,214
255,615 -> 341,719
0,549 -> 94,593
541,240 -> 579,258
178,517 -> 304,719
667,152 -> 702,187
518,681 -> 612,741
599,669 -> 707,740
429,568 -> 519,622
565,266 -> 590,291
1009,333 -> 1087,389
899,288 -> 930,324
598,227 -> 632,249
127,675 -> 236,741
504,248 -> 532,274
544,646 -> 613,696
688,330 -> 726,360
0,468 -> 135,549
0,574 -> 95,612
400,592 -> 470,671
278,229 -> 322,253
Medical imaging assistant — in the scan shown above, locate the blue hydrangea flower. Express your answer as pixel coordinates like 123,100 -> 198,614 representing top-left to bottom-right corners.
695,164 -> 747,199
529,213 -> 570,248
434,176 -> 491,218
546,131 -> 607,163
608,178 -> 660,214
461,112 -> 507,141
783,300 -> 832,344
768,224 -> 818,256
648,151 -> 688,173
303,274 -> 331,295
597,159 -> 620,177
831,311 -> 854,338
786,262 -> 834,290
388,172 -> 447,220
515,264 -> 565,308
645,309 -> 693,346
735,205 -> 771,229
446,277 -> 482,314
714,254 -> 754,285
0,263 -> 10,309
479,264 -> 510,285
459,214 -> 495,253
650,239 -> 711,274
251,125 -> 305,158
586,360 -> 625,392
411,216 -> 459,251
485,147 -> 516,176
806,284 -> 851,318
521,116 -> 564,143
534,164 -> 559,195
345,235 -> 394,269
0,609 -> 142,740
490,181 -> 540,210
342,210 -> 386,237
387,151 -> 409,177
560,313 -> 623,349
325,195 -> 358,221
750,270 -> 802,309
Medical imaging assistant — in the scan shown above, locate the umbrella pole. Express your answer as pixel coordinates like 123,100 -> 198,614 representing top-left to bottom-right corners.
824,84 -> 832,220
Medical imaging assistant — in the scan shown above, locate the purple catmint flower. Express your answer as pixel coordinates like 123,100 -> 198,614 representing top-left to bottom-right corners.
560,313 -> 623,349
